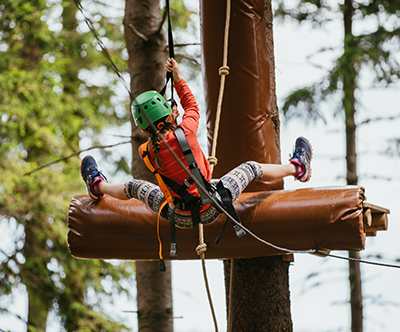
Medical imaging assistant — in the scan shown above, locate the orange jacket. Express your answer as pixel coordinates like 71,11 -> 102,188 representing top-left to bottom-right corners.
139,79 -> 211,203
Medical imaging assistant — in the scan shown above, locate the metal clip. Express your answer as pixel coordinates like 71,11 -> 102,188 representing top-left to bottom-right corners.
170,243 -> 177,256
233,224 -> 246,238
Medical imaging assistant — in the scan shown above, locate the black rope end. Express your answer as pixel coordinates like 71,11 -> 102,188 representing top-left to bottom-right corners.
215,232 -> 223,244
159,259 -> 166,272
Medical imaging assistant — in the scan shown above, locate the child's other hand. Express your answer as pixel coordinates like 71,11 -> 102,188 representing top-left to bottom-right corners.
171,104 -> 180,125
165,58 -> 181,83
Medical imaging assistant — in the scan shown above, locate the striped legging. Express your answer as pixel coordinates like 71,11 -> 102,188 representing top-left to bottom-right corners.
124,161 -> 263,228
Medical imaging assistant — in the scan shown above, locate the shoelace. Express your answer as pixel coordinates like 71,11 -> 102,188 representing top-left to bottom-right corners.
87,167 -> 107,183
292,148 -> 310,161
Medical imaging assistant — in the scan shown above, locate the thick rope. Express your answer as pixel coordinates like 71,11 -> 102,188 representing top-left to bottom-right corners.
197,0 -> 232,331
196,226 -> 218,332
208,0 -> 231,172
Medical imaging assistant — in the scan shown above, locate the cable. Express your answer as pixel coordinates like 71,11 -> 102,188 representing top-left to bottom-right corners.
314,251 -> 400,269
73,0 -> 133,100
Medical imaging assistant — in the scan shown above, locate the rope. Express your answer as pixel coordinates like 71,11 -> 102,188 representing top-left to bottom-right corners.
207,0 -> 231,172
207,156 -> 218,167
198,1 -> 232,331
196,227 -> 219,332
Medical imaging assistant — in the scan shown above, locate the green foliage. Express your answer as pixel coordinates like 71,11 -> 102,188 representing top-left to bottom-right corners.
274,0 -> 341,25
275,0 -> 400,122
282,86 -> 327,123
168,0 -> 197,31
0,0 -> 134,330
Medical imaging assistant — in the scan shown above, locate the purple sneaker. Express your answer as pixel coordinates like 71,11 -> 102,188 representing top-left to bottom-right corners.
289,137 -> 313,182
80,155 -> 106,201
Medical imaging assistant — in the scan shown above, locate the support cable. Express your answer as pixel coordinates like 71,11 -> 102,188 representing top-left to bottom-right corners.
73,0 -> 133,101
314,251 -> 400,269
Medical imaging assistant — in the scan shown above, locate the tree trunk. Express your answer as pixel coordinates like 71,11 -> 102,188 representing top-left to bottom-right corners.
224,3 -> 292,331
224,257 -> 292,332
124,1 -> 173,331
349,251 -> 363,332
343,1 -> 363,331
201,0 -> 292,329
25,223 -> 49,332
136,260 -> 173,332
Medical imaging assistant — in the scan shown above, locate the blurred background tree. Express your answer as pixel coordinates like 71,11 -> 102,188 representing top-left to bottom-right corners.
0,0 -> 135,330
0,0 -> 201,330
274,1 -> 400,331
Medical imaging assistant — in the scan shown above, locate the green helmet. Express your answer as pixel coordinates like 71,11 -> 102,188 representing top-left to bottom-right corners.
131,91 -> 172,130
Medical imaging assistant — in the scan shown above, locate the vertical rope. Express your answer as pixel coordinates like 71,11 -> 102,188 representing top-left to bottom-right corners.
208,0 -> 231,173
196,224 -> 218,332
195,0 -> 232,331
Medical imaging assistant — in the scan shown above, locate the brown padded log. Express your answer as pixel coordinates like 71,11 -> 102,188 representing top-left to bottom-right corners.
201,0 -> 281,192
68,186 -> 366,260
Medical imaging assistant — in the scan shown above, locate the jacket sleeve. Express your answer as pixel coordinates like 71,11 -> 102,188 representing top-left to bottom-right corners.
174,79 -> 200,134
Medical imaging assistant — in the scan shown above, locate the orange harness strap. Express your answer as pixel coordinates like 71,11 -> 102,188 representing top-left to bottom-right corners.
157,200 -> 169,271
139,142 -> 174,205
139,142 -> 172,271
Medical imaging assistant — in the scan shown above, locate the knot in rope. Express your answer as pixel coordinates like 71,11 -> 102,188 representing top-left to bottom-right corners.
218,65 -> 230,76
196,243 -> 208,256
207,156 -> 218,167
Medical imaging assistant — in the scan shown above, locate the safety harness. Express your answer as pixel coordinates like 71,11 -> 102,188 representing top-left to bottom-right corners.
140,127 -> 245,269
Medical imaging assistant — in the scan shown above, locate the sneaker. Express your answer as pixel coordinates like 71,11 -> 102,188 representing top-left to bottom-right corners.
289,137 -> 313,182
80,155 -> 107,201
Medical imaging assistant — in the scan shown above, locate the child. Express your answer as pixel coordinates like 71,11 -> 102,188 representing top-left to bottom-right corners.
80,58 -> 312,229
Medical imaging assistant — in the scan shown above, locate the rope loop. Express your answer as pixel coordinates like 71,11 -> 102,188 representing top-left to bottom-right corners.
207,156 -> 218,166
218,65 -> 230,76
196,243 -> 208,256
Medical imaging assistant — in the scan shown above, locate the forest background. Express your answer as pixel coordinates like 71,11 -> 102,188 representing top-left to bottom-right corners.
0,0 -> 399,331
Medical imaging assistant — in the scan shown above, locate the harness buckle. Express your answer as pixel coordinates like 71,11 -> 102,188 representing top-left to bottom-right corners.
170,243 -> 177,257
183,177 -> 194,188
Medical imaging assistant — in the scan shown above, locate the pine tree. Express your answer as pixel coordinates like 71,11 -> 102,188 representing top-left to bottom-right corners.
275,1 -> 400,331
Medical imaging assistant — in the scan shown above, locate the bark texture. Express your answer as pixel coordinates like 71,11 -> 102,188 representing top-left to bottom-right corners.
124,1 -> 173,331
224,257 -> 292,332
